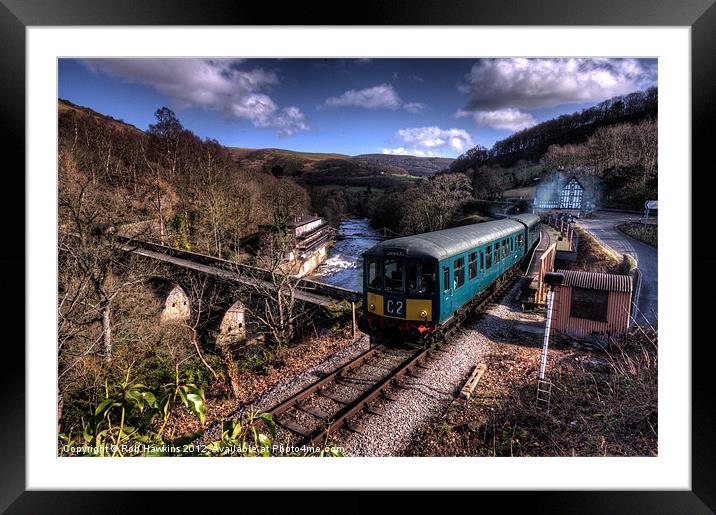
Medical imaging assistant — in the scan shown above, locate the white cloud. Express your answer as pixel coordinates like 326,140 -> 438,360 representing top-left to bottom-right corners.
322,83 -> 403,110
459,58 -> 657,111
321,83 -> 426,113
383,126 -> 474,157
381,147 -> 438,158
404,102 -> 427,114
455,107 -> 537,131
81,58 -> 309,136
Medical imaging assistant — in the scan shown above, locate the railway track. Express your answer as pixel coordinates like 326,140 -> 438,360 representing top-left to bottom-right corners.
259,256 -> 527,448
263,340 -> 431,447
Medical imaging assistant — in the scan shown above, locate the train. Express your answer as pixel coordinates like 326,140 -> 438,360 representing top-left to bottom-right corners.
358,213 -> 541,343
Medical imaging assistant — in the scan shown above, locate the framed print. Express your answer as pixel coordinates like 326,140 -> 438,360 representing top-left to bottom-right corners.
2,0 -> 715,512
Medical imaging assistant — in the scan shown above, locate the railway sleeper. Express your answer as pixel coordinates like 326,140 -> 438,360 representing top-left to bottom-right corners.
344,422 -> 366,435
276,417 -> 312,438
296,403 -> 331,421
317,390 -> 352,405
365,404 -> 386,416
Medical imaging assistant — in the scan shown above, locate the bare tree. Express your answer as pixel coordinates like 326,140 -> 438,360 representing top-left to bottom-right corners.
263,178 -> 310,232
240,231 -> 313,351
400,173 -> 472,234
59,151 -> 157,364
174,272 -> 245,399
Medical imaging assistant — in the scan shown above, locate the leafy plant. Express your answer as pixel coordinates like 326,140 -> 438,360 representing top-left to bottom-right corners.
169,212 -> 191,251
60,363 -> 206,457
59,363 -> 344,457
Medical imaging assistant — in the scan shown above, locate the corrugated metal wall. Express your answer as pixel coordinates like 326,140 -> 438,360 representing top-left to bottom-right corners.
552,285 -> 631,338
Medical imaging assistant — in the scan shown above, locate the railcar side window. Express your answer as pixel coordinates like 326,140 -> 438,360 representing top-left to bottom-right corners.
502,240 -> 508,257
518,234 -> 524,247
479,250 -> 484,271
443,267 -> 450,292
454,257 -> 465,288
494,243 -> 501,263
468,252 -> 478,280
510,238 -> 513,252
485,246 -> 492,268
383,258 -> 404,292
408,259 -> 436,295
367,257 -> 382,290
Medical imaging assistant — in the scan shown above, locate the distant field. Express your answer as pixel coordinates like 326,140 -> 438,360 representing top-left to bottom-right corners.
229,147 -> 350,162
316,184 -> 388,193
502,186 -> 536,199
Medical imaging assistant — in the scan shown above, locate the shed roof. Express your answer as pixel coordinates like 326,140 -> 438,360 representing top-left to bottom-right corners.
287,215 -> 322,227
556,269 -> 633,292
365,219 -> 524,260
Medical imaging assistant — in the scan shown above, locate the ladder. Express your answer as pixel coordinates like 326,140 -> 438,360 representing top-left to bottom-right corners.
536,379 -> 552,410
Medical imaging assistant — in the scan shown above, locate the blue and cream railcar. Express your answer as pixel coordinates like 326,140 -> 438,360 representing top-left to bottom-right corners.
359,213 -> 540,341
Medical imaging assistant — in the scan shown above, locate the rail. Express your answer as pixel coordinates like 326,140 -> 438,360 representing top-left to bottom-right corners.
259,339 -> 430,446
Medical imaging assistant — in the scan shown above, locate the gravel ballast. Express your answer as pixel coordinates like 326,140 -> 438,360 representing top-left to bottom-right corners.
336,281 -> 524,456
201,335 -> 370,442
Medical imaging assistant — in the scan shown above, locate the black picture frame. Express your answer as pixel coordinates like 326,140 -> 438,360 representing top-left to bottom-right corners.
2,0 -> 713,512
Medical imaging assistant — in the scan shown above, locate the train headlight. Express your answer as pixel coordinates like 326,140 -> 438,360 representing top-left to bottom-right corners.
420,310 -> 428,319
369,304 -> 376,311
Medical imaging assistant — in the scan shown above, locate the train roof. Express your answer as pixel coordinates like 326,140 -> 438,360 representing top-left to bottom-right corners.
364,219 -> 525,261
509,213 -> 541,228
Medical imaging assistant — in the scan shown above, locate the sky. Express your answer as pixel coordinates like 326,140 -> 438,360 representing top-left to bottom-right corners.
58,58 -> 657,158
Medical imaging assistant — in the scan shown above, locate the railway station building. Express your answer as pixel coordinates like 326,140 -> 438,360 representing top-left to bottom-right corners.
532,172 -> 600,217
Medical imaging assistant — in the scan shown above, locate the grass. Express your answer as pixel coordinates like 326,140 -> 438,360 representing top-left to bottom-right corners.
404,328 -> 657,457
557,227 -> 622,274
230,147 -> 350,162
618,222 -> 657,248
502,186 -> 536,199
315,184 -> 388,193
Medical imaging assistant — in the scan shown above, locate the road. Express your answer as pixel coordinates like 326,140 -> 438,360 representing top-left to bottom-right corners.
577,211 -> 658,328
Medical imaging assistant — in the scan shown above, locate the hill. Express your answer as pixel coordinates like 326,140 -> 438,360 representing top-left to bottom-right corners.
452,87 -> 658,172
227,147 -> 453,193
59,98 -> 144,136
352,154 -> 453,177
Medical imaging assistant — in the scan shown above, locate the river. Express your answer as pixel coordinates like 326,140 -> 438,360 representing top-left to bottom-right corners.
310,219 -> 383,291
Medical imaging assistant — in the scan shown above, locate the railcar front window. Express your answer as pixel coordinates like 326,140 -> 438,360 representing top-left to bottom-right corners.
408,259 -> 436,294
367,257 -> 382,290
384,258 -> 404,292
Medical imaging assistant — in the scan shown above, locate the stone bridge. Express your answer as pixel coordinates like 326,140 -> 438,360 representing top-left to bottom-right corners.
126,237 -> 362,345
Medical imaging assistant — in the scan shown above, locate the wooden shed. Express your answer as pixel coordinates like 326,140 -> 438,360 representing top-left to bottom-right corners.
551,269 -> 632,339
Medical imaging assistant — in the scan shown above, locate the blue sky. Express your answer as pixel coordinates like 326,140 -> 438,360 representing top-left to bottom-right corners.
58,58 -> 657,158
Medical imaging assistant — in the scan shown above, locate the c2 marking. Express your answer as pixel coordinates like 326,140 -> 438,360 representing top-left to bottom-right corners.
385,299 -> 405,317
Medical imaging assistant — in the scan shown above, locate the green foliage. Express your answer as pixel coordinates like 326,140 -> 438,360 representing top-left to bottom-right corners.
618,222 -> 657,248
59,364 -> 343,457
60,364 -> 207,457
169,212 -> 191,251
236,353 -> 265,372
182,354 -> 221,391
